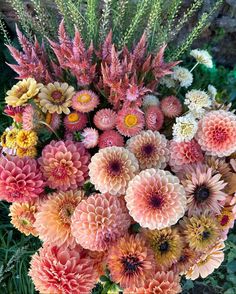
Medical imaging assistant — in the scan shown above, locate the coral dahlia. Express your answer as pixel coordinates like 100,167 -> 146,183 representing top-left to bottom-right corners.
93,108 -> 117,130
72,90 -> 99,113
98,130 -> 124,149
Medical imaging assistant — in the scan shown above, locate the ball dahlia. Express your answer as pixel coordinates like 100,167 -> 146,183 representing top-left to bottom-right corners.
98,130 -> 124,149
63,111 -> 88,132
126,130 -> 169,170
196,110 -> 236,157
0,156 -> 44,202
160,96 -> 183,118
145,105 -> 164,131
71,193 -> 131,251
93,108 -> 117,130
81,127 -> 99,149
72,90 -> 99,113
38,140 -> 90,191
29,244 -> 97,294
89,146 -> 139,195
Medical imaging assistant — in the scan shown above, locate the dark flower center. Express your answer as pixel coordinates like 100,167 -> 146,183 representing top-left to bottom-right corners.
179,255 -> 187,263
212,127 -> 228,143
221,215 -> 229,226
108,160 -> 122,175
149,193 -> 163,208
202,230 -> 211,240
159,241 -> 169,252
194,185 -> 210,203
142,144 -> 155,156
121,255 -> 142,274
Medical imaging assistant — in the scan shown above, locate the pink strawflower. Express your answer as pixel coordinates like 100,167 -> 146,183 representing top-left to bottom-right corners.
72,90 -> 99,113
38,140 -> 90,191
98,130 -> 124,149
4,105 -> 24,123
63,111 -> 88,132
22,105 -> 35,130
0,156 -> 44,203
29,244 -> 97,294
116,107 -> 144,137
145,105 -> 164,131
81,128 -> 99,149
125,168 -> 187,230
160,96 -> 182,118
71,193 -> 131,251
196,110 -> 236,157
93,108 -> 117,130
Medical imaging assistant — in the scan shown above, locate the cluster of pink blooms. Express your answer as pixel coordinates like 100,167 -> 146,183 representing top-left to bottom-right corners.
1,21 -> 236,294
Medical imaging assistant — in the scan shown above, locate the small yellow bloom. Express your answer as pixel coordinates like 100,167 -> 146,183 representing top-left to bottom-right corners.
17,146 -> 37,158
124,114 -> 138,128
5,129 -> 19,148
16,130 -> 38,149
0,131 -> 8,147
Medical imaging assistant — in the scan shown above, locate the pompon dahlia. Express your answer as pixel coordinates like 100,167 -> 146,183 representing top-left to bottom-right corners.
81,128 -> 99,149
160,96 -> 182,118
29,244 -> 97,294
126,130 -> 169,170
98,130 -> 124,149
116,107 -> 144,137
9,201 -> 38,236
71,193 -> 131,251
0,156 -> 44,202
125,169 -> 186,230
38,140 -> 90,191
180,214 -> 219,252
63,111 -> 88,132
169,140 -> 204,171
89,146 -> 139,195
107,234 -> 156,290
35,190 -> 84,247
93,109 -> 117,130
196,110 -> 236,157
145,105 -> 164,131
72,90 -> 99,113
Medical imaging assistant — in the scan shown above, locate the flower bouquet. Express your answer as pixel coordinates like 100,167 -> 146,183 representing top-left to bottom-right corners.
1,2 -> 235,292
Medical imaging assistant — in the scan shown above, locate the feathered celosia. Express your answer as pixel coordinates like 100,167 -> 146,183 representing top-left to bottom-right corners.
98,130 -> 124,149
38,140 -> 90,191
145,105 -> 164,131
29,244 -> 98,294
160,96 -> 183,118
125,168 -> 187,230
93,109 -> 117,130
72,90 -> 99,113
0,156 -> 44,202
81,128 -> 99,148
126,130 -> 169,170
107,234 -> 156,290
89,146 -> 139,195
71,193 -> 131,251
63,111 -> 88,132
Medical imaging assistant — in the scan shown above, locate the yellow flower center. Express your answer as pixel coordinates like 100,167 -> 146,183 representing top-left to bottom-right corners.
77,93 -> 91,104
180,123 -> 193,136
68,112 -> 79,122
20,218 -> 30,226
45,113 -> 52,124
124,114 -> 138,128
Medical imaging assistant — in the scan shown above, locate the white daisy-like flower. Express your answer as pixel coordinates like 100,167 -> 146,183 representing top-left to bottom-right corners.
160,76 -> 176,88
208,84 -> 217,99
185,90 -> 212,118
172,66 -> 193,88
172,114 -> 198,142
190,49 -> 213,68
142,94 -> 160,110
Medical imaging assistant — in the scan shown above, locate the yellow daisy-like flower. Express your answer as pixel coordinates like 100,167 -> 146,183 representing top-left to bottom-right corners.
16,130 -> 38,149
17,146 -> 37,158
5,128 -> 19,149
5,78 -> 41,107
39,82 -> 75,114
142,227 -> 183,268
0,131 -> 8,147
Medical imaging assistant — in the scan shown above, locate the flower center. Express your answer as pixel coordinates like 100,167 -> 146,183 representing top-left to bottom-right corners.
68,112 -> 79,122
20,218 -> 30,226
53,164 -> 69,179
194,185 -> 210,203
220,215 -> 229,226
142,143 -> 155,156
51,90 -> 63,100
121,255 -> 142,274
45,113 -> 52,124
149,193 -> 163,208
159,241 -> 169,252
202,230 -> 211,240
59,203 -> 75,224
16,85 -> 28,97
212,126 -> 228,143
124,114 -> 138,128
108,160 -> 122,175
77,93 -> 91,103
180,123 -> 194,136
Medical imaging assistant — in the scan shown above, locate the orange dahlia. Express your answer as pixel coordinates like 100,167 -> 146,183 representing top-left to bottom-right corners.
34,190 -> 84,247
89,146 -> 139,195
107,234 -> 156,290
71,193 -> 131,251
126,130 -> 169,170
125,169 -> 186,230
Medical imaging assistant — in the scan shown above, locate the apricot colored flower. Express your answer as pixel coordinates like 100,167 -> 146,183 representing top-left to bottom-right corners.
64,111 -> 88,132
89,146 -> 139,195
145,105 -> 164,131
93,108 -> 117,130
16,130 -> 38,148
98,130 -> 124,149
81,127 -> 99,148
72,90 -> 99,113
160,96 -> 182,118
126,130 -> 169,170
125,168 -> 187,230
71,193 -> 131,251
196,110 -> 236,157
39,140 -> 90,191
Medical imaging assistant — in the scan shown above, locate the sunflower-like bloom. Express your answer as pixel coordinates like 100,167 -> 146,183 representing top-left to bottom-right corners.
16,130 -> 38,149
5,78 -> 41,106
89,146 -> 139,195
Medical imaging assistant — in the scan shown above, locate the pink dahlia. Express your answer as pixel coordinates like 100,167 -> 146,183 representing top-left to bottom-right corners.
88,146 -> 139,195
98,130 -> 124,149
63,111 -> 88,132
72,90 -> 99,113
38,140 -> 90,191
71,193 -> 131,251
116,107 -> 145,137
169,139 -> 204,171
125,168 -> 187,230
81,127 -> 99,149
93,108 -> 117,130
0,156 -> 44,203
29,244 -> 97,294
126,130 -> 169,170
145,105 -> 164,131
160,96 -> 182,118
196,110 -> 236,157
